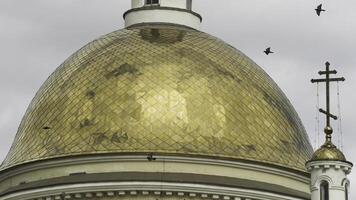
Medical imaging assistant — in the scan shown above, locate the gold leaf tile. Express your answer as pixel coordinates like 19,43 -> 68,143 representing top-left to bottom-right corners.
1,25 -> 312,171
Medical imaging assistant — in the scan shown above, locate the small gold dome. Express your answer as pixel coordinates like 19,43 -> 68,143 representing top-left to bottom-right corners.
310,141 -> 346,162
1,24 -> 313,171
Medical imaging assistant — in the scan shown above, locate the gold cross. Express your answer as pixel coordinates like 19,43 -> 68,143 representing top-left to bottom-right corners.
311,62 -> 345,142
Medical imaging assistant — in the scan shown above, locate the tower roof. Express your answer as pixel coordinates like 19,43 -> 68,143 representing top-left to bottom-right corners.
310,141 -> 346,162
1,24 -> 313,171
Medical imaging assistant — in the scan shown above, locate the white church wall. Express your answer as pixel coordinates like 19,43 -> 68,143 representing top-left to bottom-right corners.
307,160 -> 352,200
126,0 -> 200,29
124,9 -> 201,29
131,0 -> 143,8
159,0 -> 187,9
0,182 -> 308,200
0,156 -> 310,200
131,0 -> 189,9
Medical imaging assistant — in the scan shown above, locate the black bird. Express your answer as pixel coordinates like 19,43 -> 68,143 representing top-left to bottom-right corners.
264,47 -> 274,55
147,153 -> 156,161
315,4 -> 326,16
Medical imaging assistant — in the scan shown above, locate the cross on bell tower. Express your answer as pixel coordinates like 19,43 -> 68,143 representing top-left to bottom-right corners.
311,61 -> 345,143
307,62 -> 352,200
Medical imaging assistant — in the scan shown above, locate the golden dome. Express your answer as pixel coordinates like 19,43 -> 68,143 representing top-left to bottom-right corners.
310,141 -> 346,162
1,24 -> 313,171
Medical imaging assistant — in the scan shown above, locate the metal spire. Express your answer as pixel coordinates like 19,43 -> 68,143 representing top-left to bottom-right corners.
311,62 -> 345,143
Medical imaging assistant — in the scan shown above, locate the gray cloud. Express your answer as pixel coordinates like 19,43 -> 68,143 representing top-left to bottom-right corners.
0,0 -> 355,198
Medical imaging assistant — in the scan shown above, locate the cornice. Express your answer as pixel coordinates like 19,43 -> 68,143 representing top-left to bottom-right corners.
0,181 -> 308,200
0,155 -> 310,199
123,6 -> 203,22
0,155 -> 309,183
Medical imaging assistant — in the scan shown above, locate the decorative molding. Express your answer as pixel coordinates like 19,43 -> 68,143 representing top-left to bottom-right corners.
329,185 -> 346,191
0,155 -> 309,184
0,182 -> 307,200
306,160 -> 353,174
123,6 -> 202,22
313,175 -> 334,187
341,178 -> 350,187
0,155 -> 310,200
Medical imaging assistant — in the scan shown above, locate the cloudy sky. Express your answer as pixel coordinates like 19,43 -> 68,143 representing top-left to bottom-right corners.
0,0 -> 355,198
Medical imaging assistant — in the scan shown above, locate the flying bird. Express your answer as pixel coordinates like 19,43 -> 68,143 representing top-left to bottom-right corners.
147,153 -> 156,161
264,47 -> 274,55
315,4 -> 326,16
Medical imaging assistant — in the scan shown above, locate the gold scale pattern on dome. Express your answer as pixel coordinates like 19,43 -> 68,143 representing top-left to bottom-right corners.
1,25 -> 313,171
311,141 -> 346,161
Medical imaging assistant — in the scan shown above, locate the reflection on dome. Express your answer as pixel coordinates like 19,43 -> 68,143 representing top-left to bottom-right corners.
2,24 -> 312,171
311,141 -> 346,161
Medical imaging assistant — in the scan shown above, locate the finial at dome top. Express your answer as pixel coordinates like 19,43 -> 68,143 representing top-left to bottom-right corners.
124,0 -> 202,30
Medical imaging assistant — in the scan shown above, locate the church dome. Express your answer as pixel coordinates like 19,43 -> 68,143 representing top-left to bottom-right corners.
310,141 -> 346,162
1,24 -> 313,171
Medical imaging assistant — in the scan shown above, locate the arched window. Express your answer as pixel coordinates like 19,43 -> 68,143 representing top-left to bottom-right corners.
320,181 -> 329,200
345,183 -> 349,200
145,0 -> 159,5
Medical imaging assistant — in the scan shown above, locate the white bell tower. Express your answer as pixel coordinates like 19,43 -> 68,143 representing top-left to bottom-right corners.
124,0 -> 202,30
306,135 -> 352,200
307,62 -> 353,200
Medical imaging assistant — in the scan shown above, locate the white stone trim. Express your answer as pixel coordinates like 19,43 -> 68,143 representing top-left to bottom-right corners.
313,175 -> 334,186
0,181 -> 307,200
0,155 -> 309,184
124,8 -> 201,30
341,178 -> 350,187
131,0 -> 192,11
307,160 -> 353,200
0,156 -> 310,199
306,160 -> 353,174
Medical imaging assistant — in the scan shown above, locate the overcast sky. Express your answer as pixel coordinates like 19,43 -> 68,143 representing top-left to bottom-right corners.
0,0 -> 355,198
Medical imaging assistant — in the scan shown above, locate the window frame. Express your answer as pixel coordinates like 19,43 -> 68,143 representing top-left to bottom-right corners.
145,0 -> 160,6
345,183 -> 349,200
186,0 -> 192,10
320,181 -> 329,200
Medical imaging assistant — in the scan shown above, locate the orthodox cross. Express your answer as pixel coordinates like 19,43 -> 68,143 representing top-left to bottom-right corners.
311,62 -> 345,142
